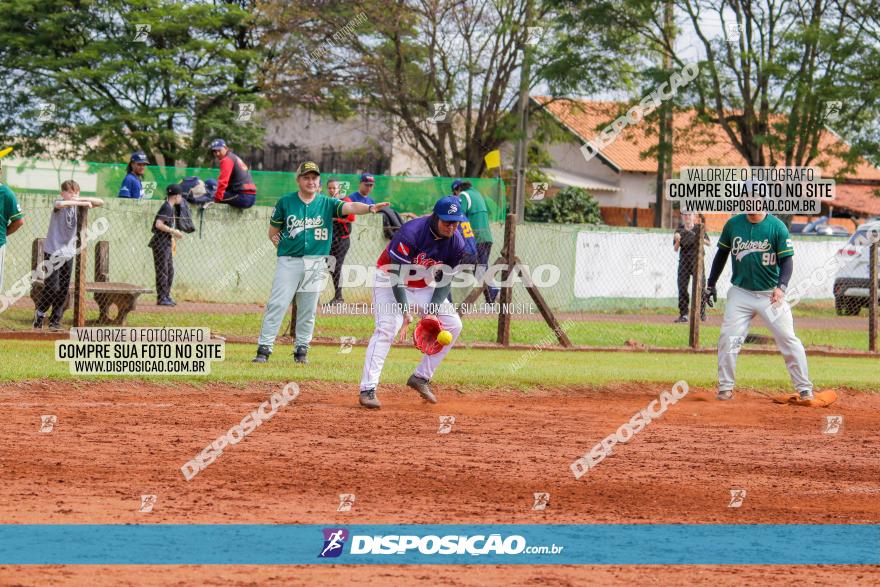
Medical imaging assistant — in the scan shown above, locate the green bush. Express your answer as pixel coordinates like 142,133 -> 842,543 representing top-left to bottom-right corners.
524,186 -> 603,224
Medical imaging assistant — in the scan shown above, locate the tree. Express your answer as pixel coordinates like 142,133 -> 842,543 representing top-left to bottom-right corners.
676,0 -> 879,172
0,0 -> 265,166
545,0 -> 880,228
260,0 -> 560,177
524,186 -> 603,223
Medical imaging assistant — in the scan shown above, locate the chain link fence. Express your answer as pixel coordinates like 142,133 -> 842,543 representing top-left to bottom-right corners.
1,192 -> 876,352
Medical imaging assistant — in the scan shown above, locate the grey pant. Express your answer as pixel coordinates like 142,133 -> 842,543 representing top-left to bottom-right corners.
718,285 -> 812,394
257,256 -> 329,351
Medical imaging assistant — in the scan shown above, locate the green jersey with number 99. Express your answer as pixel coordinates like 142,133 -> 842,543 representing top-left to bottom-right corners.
270,192 -> 346,257
718,214 -> 794,292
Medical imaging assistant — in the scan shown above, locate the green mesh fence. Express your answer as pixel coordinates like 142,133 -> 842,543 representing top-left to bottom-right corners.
4,159 -> 507,221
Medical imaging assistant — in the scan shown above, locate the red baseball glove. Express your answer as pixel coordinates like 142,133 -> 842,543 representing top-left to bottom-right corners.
413,315 -> 444,355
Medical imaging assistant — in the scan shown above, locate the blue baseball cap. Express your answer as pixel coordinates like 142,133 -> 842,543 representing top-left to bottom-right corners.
209,138 -> 227,151
433,196 -> 468,222
451,179 -> 464,192
130,151 -> 148,164
359,173 -> 375,184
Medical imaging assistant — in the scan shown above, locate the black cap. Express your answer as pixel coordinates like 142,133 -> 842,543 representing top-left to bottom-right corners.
166,184 -> 183,197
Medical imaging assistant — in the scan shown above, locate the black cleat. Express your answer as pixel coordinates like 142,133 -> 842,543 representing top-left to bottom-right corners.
252,344 -> 271,363
406,374 -> 437,404
294,345 -> 308,364
359,388 -> 381,409
33,313 -> 45,329
674,315 -> 688,323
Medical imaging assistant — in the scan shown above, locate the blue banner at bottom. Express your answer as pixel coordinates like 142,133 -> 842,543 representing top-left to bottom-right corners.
1,524 -> 878,565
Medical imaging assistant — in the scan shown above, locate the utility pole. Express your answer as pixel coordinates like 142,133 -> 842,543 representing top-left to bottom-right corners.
512,0 -> 533,223
654,0 -> 675,228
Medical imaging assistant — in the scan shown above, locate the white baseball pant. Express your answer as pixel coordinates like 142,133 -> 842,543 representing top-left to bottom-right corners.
359,271 -> 462,392
718,285 -> 812,394
257,256 -> 328,352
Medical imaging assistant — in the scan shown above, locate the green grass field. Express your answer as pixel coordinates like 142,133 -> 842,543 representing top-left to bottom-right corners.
0,306 -> 873,351
1,339 -> 877,393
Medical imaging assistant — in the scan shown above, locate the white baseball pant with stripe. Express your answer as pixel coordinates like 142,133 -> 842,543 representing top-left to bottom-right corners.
718,285 -> 812,394
359,271 -> 462,392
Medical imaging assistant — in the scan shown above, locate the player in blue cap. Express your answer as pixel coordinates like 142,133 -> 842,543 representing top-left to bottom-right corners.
348,173 -> 376,205
118,152 -> 149,199
358,195 -> 469,409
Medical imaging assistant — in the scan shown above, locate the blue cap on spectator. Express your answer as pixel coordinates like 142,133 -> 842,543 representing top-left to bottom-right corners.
451,179 -> 464,192
209,138 -> 227,151
130,151 -> 148,164
360,173 -> 375,184
433,196 -> 468,222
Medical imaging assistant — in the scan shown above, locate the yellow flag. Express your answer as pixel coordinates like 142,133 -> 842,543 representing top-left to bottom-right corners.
0,146 -> 13,159
484,149 -> 501,170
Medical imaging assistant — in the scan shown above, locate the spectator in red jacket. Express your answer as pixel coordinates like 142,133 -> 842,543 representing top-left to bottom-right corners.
328,178 -> 355,304
210,139 -> 257,209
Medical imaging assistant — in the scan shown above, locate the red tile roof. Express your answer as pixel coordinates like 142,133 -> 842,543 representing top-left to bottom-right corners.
535,97 -> 880,181
832,183 -> 880,216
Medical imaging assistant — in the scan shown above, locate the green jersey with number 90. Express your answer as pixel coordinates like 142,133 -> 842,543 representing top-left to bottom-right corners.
270,192 -> 346,257
718,213 -> 794,292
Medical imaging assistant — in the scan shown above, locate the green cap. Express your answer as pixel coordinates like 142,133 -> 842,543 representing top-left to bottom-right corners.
296,161 -> 321,177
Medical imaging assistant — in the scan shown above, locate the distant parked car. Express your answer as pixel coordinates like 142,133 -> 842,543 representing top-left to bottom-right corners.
833,221 -> 880,315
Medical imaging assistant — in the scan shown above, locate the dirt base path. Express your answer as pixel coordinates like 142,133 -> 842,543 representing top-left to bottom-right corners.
1,380 -> 877,585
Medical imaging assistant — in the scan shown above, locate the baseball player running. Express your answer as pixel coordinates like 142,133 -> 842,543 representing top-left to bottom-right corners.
253,161 -> 388,364
359,196 -> 468,409
705,207 -> 813,401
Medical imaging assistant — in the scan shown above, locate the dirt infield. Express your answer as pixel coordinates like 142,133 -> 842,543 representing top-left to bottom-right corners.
1,380 -> 878,585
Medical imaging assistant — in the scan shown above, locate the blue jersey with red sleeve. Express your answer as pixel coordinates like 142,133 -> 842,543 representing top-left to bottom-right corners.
376,216 -> 467,288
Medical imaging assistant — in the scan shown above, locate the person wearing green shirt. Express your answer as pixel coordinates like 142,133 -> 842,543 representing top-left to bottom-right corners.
253,161 -> 389,364
0,153 -> 25,292
704,189 -> 812,402
452,180 -> 499,302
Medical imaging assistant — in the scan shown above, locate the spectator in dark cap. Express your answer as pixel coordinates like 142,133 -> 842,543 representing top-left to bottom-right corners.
149,184 -> 186,306
348,173 -> 376,205
118,151 -> 149,199
210,138 -> 257,209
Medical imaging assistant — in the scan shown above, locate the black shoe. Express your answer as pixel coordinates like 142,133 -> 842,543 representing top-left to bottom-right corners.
33,313 -> 45,329
359,388 -> 381,409
330,296 -> 344,305
700,313 -> 707,322
48,321 -> 62,331
294,346 -> 308,364
252,344 -> 271,363
674,315 -> 688,323
157,298 -> 175,307
167,297 -> 177,306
